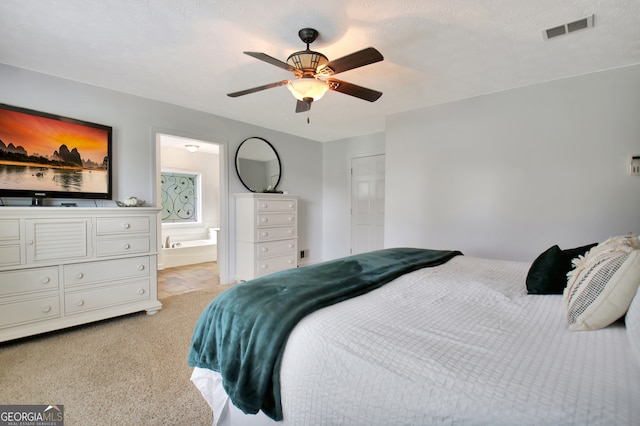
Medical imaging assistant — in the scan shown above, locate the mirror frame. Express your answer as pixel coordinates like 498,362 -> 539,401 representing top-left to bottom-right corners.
235,137 -> 282,193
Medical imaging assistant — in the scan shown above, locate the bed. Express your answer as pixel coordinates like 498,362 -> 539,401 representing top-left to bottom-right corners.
189,242 -> 640,425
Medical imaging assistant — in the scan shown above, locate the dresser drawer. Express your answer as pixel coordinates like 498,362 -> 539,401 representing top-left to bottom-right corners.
96,236 -> 150,257
0,267 -> 59,297
257,213 -> 296,227
64,257 -> 150,288
256,226 -> 296,242
0,245 -> 21,267
96,216 -> 150,235
0,219 -> 20,241
256,199 -> 297,212
65,280 -> 150,315
257,239 -> 296,259
257,254 -> 297,276
0,296 -> 60,329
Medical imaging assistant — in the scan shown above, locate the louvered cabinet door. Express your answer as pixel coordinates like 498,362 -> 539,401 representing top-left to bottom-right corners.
25,218 -> 92,263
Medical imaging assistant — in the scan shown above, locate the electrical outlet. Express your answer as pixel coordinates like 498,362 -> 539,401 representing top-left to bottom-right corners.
299,249 -> 308,259
630,156 -> 640,176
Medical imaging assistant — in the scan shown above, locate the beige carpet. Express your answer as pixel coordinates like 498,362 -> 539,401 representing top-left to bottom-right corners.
0,285 -> 233,425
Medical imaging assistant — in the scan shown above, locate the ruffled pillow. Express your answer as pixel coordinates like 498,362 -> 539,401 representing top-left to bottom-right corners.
564,235 -> 640,331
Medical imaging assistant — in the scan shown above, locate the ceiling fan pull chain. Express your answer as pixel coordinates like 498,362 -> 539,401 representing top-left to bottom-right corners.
302,96 -> 312,124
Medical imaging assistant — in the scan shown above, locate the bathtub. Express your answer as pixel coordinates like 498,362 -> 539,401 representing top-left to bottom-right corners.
161,239 -> 217,269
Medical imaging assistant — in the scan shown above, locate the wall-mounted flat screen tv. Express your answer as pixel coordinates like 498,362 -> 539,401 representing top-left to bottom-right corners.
0,103 -> 113,202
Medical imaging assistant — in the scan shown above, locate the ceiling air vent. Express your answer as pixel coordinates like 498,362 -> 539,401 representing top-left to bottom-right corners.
542,14 -> 594,40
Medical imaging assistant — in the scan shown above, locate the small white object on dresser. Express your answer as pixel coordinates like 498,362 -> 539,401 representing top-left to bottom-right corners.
0,207 -> 162,342
235,193 -> 299,281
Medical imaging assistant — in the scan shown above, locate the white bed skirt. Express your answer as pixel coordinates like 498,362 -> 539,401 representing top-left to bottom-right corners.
191,367 -> 278,426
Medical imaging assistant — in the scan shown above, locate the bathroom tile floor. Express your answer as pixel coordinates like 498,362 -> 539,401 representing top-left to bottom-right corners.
157,261 -> 220,299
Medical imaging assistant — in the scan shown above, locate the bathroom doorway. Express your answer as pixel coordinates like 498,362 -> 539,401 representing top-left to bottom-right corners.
155,131 -> 229,285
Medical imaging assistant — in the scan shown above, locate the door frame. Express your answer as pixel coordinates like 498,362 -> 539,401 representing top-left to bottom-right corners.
153,128 -> 230,284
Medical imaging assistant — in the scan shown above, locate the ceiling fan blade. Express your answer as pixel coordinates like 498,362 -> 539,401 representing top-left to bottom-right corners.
227,80 -> 289,97
295,99 -> 312,113
244,52 -> 299,73
318,47 -> 383,76
326,78 -> 382,102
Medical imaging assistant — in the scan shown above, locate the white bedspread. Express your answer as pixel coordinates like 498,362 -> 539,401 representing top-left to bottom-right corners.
192,256 -> 640,425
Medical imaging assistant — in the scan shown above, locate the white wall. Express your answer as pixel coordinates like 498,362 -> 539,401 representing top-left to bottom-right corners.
271,129 -> 323,266
385,64 -> 640,262
0,64 -> 323,282
322,132 -> 385,261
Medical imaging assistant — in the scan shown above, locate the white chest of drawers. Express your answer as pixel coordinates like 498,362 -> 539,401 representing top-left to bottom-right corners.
235,193 -> 299,281
0,207 -> 162,342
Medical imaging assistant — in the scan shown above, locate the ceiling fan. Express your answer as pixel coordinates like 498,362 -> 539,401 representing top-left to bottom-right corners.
227,28 -> 384,115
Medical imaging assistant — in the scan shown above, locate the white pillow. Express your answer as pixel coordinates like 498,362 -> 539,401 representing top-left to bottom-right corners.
627,285 -> 640,368
586,234 -> 640,255
564,240 -> 640,331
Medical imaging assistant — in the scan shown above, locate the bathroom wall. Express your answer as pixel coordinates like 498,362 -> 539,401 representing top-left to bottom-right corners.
160,142 -> 220,247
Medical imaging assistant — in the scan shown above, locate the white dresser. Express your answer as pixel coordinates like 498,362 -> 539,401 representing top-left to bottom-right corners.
0,207 -> 162,342
235,193 -> 298,281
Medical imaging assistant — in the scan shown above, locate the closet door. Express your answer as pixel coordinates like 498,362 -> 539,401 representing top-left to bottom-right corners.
351,154 -> 385,255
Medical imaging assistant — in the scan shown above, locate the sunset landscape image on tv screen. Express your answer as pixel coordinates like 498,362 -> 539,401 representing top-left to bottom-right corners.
0,105 -> 111,197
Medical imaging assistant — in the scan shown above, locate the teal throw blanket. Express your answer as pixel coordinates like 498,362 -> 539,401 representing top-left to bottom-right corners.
188,247 -> 462,420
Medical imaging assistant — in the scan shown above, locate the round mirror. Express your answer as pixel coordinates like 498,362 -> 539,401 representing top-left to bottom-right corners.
235,137 -> 282,192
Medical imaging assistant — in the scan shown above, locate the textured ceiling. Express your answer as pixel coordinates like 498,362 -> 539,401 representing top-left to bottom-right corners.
1,0 -> 639,142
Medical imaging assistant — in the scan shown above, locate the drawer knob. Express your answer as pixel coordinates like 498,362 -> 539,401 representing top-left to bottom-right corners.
288,244 -> 293,248
288,217 -> 293,222
262,264 -> 268,269
27,240 -> 34,245
123,243 -> 131,249
288,230 -> 293,234
123,223 -> 131,229
262,232 -> 268,237
76,272 -> 84,279
138,289 -> 146,295
42,305 -> 51,313
138,265 -> 145,271
262,217 -> 268,223
262,203 -> 268,208
42,277 -> 51,284
288,260 -> 293,264
76,299 -> 85,307
262,247 -> 268,252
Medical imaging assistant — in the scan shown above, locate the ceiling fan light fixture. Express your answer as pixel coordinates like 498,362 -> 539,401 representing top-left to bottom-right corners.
287,77 -> 329,102
227,28 -> 384,112
286,50 -> 328,71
